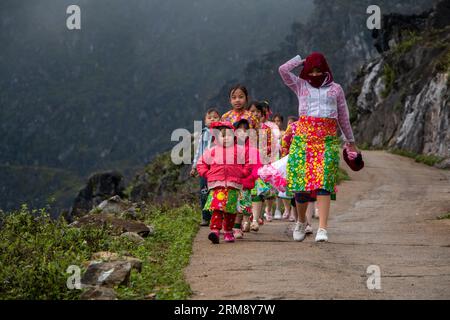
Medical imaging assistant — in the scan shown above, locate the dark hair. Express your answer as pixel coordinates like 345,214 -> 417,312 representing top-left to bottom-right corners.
229,84 -> 249,101
205,107 -> 220,117
249,101 -> 264,114
234,118 -> 250,130
247,100 -> 259,110
288,115 -> 298,123
259,100 -> 270,109
272,113 -> 284,123
259,100 -> 272,118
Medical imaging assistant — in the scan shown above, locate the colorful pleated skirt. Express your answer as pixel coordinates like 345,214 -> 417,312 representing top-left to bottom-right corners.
278,190 -> 294,199
286,116 -> 340,193
250,178 -> 277,199
204,187 -> 239,214
237,189 -> 252,216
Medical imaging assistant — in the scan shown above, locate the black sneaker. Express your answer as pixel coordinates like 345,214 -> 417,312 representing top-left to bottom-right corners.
200,219 -> 210,227
208,231 -> 220,244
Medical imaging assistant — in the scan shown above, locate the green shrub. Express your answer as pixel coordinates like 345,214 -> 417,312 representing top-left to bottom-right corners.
437,213 -> 450,220
358,142 -> 371,150
0,205 -> 115,299
390,148 -> 445,167
381,64 -> 395,98
0,203 -> 200,300
435,49 -> 450,73
394,32 -> 422,56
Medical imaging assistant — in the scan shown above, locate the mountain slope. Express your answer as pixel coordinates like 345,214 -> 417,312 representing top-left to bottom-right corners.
207,0 -> 434,115
0,0 -> 314,174
348,0 -> 450,166
0,0 -> 314,212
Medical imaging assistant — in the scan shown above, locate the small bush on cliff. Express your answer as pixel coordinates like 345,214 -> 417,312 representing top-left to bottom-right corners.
381,64 -> 396,98
435,48 -> 450,73
394,32 -> 422,56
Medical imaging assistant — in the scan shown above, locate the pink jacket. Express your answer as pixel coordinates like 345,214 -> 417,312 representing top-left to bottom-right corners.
197,144 -> 251,190
241,144 -> 262,190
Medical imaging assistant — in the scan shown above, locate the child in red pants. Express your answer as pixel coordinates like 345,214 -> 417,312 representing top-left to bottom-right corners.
197,121 -> 251,244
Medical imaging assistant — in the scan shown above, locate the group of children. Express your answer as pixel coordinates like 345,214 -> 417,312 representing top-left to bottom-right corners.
190,52 -> 359,244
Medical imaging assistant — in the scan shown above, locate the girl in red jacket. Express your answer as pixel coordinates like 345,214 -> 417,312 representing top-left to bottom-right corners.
197,121 -> 252,244
232,118 -> 263,239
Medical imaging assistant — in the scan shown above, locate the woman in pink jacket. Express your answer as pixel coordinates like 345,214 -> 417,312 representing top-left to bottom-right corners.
197,121 -> 252,244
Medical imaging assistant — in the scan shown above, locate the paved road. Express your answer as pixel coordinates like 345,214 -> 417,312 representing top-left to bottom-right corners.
185,151 -> 450,299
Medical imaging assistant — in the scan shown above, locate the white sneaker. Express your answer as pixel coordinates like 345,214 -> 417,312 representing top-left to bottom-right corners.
305,224 -> 313,234
315,228 -> 328,242
250,220 -> 260,232
242,221 -> 250,232
293,222 -> 306,242
274,209 -> 282,220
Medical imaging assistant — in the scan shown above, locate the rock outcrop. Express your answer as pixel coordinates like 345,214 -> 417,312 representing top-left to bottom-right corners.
70,213 -> 152,237
68,171 -> 126,221
128,152 -> 197,206
70,195 -> 154,237
80,251 -> 144,300
347,0 -> 449,166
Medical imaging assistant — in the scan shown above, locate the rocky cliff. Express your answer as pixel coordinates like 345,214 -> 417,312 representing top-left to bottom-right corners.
348,0 -> 450,167
207,0 -> 434,112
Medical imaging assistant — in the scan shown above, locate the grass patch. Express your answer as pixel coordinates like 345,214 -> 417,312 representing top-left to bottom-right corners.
0,205 -> 114,299
435,48 -> 450,73
116,204 -> 200,300
390,148 -> 445,167
356,143 -> 384,151
357,142 -> 371,150
437,213 -> 450,220
381,63 -> 395,98
346,84 -> 363,124
0,203 -> 200,300
394,32 -> 422,56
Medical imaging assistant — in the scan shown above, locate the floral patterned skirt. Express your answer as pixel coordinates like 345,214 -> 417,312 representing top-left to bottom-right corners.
286,116 -> 340,193
250,178 -> 277,198
278,190 -> 294,199
204,187 -> 239,214
237,189 -> 252,216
